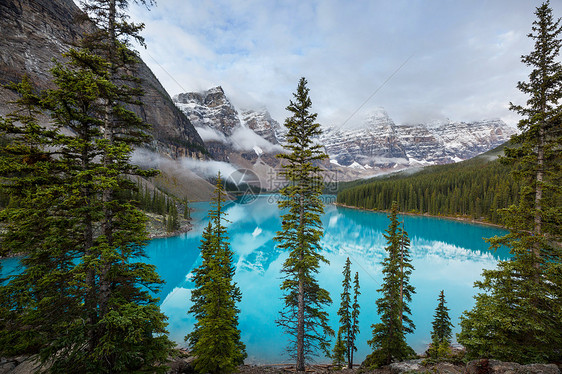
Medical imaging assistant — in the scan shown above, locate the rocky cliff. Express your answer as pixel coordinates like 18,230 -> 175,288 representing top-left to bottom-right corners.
0,0 -> 206,160
173,89 -> 516,179
174,87 -> 283,164
321,108 -> 515,171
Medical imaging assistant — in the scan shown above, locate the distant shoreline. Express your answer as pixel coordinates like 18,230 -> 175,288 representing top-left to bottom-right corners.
333,202 -> 507,230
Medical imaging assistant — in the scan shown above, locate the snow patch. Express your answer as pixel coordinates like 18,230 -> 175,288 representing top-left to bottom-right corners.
252,227 -> 262,237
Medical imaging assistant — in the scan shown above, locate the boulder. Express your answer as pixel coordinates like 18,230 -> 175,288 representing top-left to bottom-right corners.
465,359 -> 560,374
389,359 -> 424,373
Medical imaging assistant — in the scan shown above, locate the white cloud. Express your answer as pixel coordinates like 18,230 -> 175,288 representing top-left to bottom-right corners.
230,126 -> 284,153
195,124 -> 284,154
114,0 -> 562,128
195,126 -> 228,143
130,148 -> 237,179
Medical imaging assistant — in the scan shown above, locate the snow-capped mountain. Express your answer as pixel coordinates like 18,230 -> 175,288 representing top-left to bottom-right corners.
173,87 -> 516,180
173,87 -> 283,162
322,108 -> 515,170
240,109 -> 284,145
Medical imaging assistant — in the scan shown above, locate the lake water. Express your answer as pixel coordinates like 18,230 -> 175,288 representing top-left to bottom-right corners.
145,195 -> 510,365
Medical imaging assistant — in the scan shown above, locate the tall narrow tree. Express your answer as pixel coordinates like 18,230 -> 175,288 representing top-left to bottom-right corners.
337,258 -> 361,369
274,77 -> 333,371
337,258 -> 352,364
367,202 -> 415,367
458,1 -> 562,363
350,271 -> 361,368
187,173 -> 246,374
428,290 -> 453,358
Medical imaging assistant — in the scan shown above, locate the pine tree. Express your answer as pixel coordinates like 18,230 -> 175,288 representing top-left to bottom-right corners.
0,77 -> 76,357
0,0 -> 174,370
274,77 -> 333,371
187,173 -> 246,374
458,1 -> 562,363
428,290 -> 453,358
337,258 -> 361,369
184,198 -> 191,219
337,258 -> 352,363
331,330 -> 346,370
0,51 -> 172,372
366,202 -> 415,367
350,271 -> 361,368
167,202 -> 179,232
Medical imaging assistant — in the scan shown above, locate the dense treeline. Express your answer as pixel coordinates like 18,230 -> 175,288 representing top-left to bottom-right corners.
337,150 -> 520,224
118,181 -> 189,230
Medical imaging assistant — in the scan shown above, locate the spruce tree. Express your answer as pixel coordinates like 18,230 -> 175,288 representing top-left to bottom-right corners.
350,271 -> 361,368
187,173 -> 246,374
0,51 -> 172,372
0,0 -> 174,370
274,77 -> 333,371
366,202 -> 415,367
0,77 -> 76,357
337,258 -> 361,369
428,290 -> 453,358
331,330 -> 346,370
458,1 -> 562,363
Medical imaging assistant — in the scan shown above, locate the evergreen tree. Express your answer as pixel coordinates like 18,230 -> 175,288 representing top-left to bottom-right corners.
184,198 -> 191,219
428,290 -> 453,358
366,202 -> 415,367
187,173 -> 246,374
167,202 -> 179,232
331,330 -> 346,370
274,77 -> 333,371
337,258 -> 360,369
0,0 -> 174,370
458,1 -> 562,363
350,271 -> 361,368
0,77 -> 75,357
0,50 -> 172,373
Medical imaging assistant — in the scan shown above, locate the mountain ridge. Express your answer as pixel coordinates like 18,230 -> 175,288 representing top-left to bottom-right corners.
173,86 -> 515,178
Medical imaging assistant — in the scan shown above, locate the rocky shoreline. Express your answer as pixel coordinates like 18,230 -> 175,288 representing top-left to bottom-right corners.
3,351 -> 561,374
167,357 -> 561,374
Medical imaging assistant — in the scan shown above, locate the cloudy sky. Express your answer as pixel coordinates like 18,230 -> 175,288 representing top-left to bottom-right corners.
121,0 -> 561,128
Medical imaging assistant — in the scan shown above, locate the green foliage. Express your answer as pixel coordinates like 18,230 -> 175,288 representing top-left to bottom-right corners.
0,0 -> 174,370
337,146 -> 519,224
336,258 -> 361,369
167,201 -> 180,232
331,330 -> 346,370
367,202 -> 416,366
274,77 -> 333,370
187,174 -> 246,374
458,1 -> 562,364
427,290 -> 453,359
351,272 -> 361,363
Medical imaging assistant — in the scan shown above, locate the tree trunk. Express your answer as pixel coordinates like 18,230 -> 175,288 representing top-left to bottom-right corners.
82,147 -> 97,354
399,224 -> 404,327
296,193 -> 305,372
99,0 -> 117,321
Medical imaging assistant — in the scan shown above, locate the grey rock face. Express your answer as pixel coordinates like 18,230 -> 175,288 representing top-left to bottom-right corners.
175,87 -> 240,136
465,359 -> 560,374
0,0 -> 206,159
389,359 -> 424,373
240,109 -> 283,144
173,87 -> 283,163
321,109 -> 515,169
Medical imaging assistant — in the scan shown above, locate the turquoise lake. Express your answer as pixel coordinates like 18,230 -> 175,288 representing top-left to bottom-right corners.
145,195 -> 510,365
